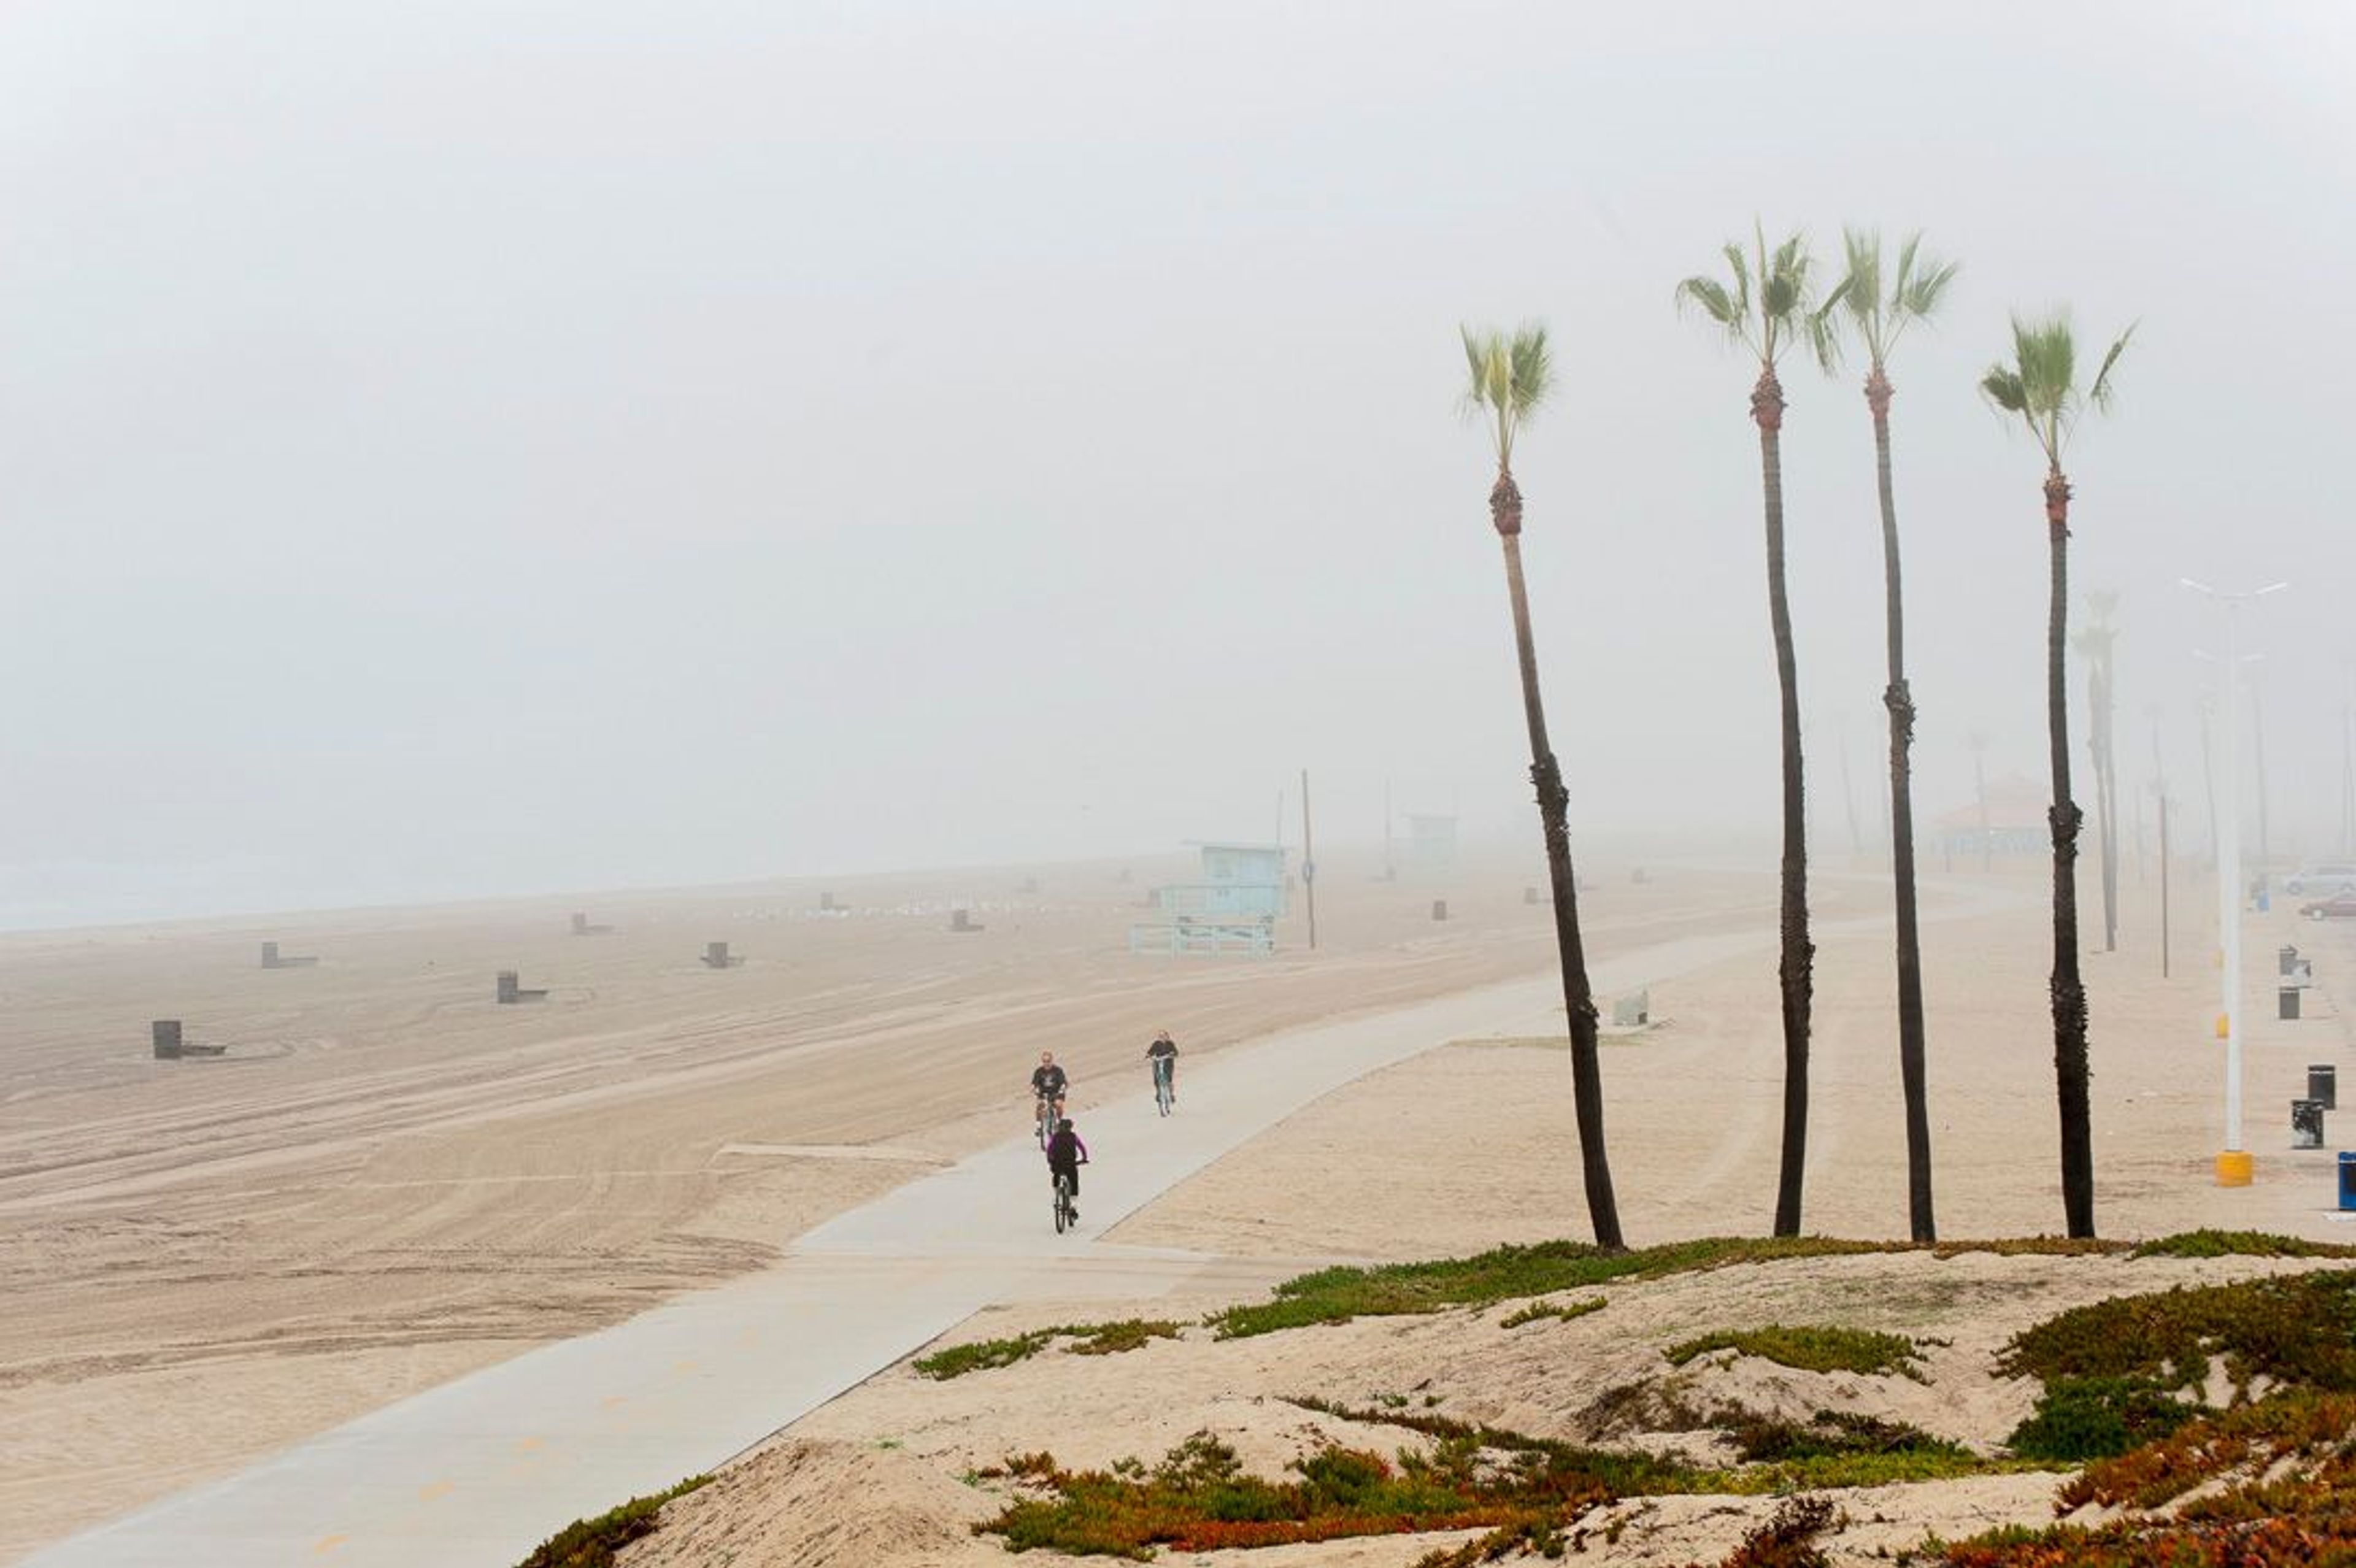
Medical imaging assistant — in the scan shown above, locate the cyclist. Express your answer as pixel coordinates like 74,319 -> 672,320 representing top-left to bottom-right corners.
1045,1115 -> 1089,1221
1030,1051 -> 1069,1138
1145,1030 -> 1177,1104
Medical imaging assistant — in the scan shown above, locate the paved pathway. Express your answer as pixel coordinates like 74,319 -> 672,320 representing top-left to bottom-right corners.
21,886 -> 2012,1567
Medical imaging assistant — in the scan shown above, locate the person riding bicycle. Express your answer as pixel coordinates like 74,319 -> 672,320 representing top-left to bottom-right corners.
1145,1030 -> 1177,1102
1045,1115 -> 1089,1219
1030,1051 -> 1069,1129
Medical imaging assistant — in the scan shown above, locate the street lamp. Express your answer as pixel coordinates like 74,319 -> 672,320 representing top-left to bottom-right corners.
2181,577 -> 2287,1187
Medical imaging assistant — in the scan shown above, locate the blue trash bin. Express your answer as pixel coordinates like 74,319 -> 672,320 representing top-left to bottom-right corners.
2342,1152 -> 2356,1212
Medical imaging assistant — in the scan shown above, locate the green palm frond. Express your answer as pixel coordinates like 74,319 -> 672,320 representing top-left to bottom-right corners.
1836,228 -> 1958,371
1682,223 -> 1823,369
1460,321 -> 1552,469
2088,325 -> 2136,412
1979,310 -> 2132,467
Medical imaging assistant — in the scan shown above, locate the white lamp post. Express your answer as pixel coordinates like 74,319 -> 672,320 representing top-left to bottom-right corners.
2182,577 -> 2287,1186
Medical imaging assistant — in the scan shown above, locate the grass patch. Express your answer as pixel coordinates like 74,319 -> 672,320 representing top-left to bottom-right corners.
1937,1392 -> 2356,1566
1499,1296 -> 1606,1329
513,1475 -> 710,1568
914,1318 -> 1183,1378
975,1429 -> 1604,1559
914,1329 -> 1058,1380
2131,1228 -> 2356,1261
1204,1234 -> 2141,1341
1998,1269 -> 2356,1461
1067,1318 -> 1182,1356
1665,1324 -> 1925,1380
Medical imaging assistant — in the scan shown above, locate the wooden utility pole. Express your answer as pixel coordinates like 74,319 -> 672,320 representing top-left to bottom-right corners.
2159,791 -> 2171,979
1300,769 -> 1318,951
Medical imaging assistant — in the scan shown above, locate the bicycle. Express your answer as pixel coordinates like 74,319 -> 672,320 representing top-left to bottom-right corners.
1052,1167 -> 1077,1234
1034,1093 -> 1065,1150
1152,1055 -> 1174,1117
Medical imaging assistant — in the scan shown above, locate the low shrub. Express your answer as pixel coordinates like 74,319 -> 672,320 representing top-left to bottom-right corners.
1721,1496 -> 1841,1568
2131,1229 -> 2356,1261
1068,1318 -> 1182,1356
914,1329 -> 1058,1380
1665,1325 -> 1923,1380
512,1475 -> 710,1568
915,1317 -> 1183,1378
1500,1296 -> 1606,1329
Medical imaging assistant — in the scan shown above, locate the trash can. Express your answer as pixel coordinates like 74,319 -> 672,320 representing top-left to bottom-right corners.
2281,985 -> 2303,1021
2281,945 -> 2301,977
2343,1151 -> 2356,1211
2314,1064 -> 2338,1110
2293,1099 -> 2324,1149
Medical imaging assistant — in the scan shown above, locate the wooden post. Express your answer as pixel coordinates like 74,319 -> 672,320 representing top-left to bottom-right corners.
1299,768 -> 1317,951
152,1020 -> 182,1059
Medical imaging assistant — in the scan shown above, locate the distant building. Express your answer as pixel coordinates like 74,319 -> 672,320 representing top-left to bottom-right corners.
1932,773 -> 2051,861
1131,841 -> 1287,955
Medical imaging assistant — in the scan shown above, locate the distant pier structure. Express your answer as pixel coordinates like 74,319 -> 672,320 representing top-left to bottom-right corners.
260,941 -> 318,969
1131,842 -> 1285,957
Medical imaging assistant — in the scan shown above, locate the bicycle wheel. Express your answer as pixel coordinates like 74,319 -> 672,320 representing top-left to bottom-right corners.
1053,1172 -> 1072,1234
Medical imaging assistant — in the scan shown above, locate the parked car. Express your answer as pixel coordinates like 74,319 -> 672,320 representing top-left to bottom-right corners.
2286,863 -> 2356,896
2301,891 -> 2356,920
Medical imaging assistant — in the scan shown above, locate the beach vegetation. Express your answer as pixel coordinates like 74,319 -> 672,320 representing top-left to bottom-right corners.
512,1474 -> 710,1568
1664,1324 -> 1925,1380
914,1318 -> 1182,1379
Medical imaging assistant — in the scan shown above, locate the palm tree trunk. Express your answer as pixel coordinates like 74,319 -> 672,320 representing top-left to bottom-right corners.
1868,371 -> 1933,1242
1754,368 -> 1812,1239
1492,468 -> 1625,1252
2044,471 -> 2095,1238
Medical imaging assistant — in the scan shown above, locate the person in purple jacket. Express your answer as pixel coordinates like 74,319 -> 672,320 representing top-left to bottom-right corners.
1045,1116 -> 1089,1220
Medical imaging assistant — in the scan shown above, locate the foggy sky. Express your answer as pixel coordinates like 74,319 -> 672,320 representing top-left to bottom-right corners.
4,1 -> 2352,926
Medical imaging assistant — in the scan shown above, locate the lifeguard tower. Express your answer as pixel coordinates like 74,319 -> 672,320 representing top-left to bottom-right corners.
1131,841 -> 1287,956
1403,814 -> 1458,877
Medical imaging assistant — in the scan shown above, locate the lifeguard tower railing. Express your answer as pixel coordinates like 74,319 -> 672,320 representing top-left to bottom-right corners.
1128,913 -> 1277,956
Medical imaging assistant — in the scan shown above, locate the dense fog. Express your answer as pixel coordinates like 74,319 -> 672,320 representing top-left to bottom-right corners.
2,1 -> 2350,925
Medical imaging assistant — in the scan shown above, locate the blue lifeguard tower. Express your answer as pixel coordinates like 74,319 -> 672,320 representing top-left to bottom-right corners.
1130,841 -> 1288,956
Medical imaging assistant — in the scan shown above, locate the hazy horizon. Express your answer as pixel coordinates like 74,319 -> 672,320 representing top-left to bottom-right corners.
6,2 -> 2353,929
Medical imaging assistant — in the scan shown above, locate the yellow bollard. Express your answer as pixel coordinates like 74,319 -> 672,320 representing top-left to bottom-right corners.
2216,1150 -> 2254,1186
2215,1012 -> 2230,1040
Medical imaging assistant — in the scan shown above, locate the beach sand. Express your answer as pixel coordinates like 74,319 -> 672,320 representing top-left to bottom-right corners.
3,850 -> 2347,1563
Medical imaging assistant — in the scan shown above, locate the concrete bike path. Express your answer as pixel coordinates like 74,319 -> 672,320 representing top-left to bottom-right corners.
22,884 -> 2017,1567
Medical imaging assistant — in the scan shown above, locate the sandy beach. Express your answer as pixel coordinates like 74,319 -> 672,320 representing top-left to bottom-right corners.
4,848 -> 2349,1564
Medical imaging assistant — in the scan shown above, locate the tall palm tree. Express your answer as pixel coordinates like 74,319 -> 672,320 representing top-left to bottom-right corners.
1981,312 -> 2134,1240
2073,592 -> 2122,953
1677,226 -> 1841,1237
1461,323 -> 1624,1252
1830,228 -> 1956,1244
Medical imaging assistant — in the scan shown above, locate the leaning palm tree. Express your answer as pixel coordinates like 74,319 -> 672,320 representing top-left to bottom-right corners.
1981,311 -> 2134,1240
1828,228 -> 1956,1245
1677,226 -> 1841,1237
1461,322 -> 1624,1251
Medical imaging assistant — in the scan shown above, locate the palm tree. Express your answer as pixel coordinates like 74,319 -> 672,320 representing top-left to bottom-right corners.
1829,229 -> 1956,1244
1461,323 -> 1624,1252
2073,592 -> 2122,953
1677,226 -> 1840,1237
1981,312 -> 2134,1240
